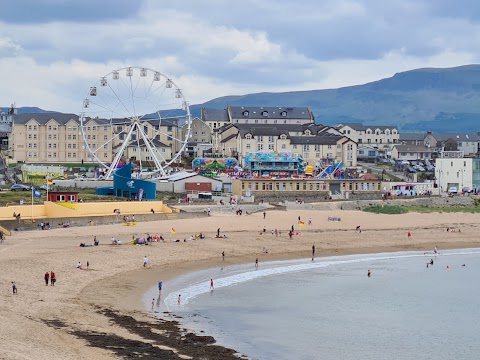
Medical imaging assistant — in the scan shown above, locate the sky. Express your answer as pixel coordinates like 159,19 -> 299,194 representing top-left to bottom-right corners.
0,0 -> 478,113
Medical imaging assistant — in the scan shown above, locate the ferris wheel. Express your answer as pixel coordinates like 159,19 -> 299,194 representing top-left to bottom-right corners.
79,66 -> 191,179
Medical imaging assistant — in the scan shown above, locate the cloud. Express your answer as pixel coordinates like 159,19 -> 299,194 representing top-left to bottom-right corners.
0,0 -> 479,113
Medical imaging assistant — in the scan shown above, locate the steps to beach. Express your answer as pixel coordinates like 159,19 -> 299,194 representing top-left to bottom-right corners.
165,213 -> 179,220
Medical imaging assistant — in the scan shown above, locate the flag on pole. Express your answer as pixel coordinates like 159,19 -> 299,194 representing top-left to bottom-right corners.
32,189 -> 42,198
170,228 -> 176,235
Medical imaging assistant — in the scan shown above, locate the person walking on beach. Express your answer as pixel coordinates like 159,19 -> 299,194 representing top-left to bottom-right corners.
308,218 -> 312,226
12,281 -> 17,294
298,215 -> 301,224
151,298 -> 155,311
44,272 -> 50,286
263,211 -> 266,219
312,245 -> 315,260
143,256 -> 149,268
222,251 -> 225,262
177,294 -> 181,305
367,270 -> 371,278
434,246 -> 438,254
210,278 -> 214,290
158,281 -> 163,294
217,228 -> 220,238
255,258 -> 258,268
86,261 -> 90,270
50,271 -> 56,286
407,231 -> 411,239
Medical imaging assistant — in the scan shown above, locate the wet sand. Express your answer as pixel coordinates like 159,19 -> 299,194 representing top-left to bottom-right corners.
0,209 -> 479,359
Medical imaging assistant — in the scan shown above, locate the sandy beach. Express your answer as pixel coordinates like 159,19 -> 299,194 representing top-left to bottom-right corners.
1,208 -> 479,359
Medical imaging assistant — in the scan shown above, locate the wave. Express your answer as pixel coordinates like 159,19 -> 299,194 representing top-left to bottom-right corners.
164,249 -> 480,310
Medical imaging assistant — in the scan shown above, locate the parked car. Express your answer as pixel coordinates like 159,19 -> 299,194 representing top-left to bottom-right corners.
10,184 -> 31,191
448,186 -> 458,194
407,167 -> 417,173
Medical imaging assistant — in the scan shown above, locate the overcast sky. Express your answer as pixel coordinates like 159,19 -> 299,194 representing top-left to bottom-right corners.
0,0 -> 478,113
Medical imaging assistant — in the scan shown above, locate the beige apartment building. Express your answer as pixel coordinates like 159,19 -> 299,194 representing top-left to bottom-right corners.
9,113 -> 179,165
215,123 -> 357,167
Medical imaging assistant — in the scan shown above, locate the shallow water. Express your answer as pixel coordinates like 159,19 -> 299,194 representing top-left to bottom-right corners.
147,250 -> 480,360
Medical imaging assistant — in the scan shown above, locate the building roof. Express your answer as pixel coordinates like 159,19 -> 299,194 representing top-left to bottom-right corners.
336,122 -> 398,131
13,113 -> 179,127
229,106 -> 312,120
126,138 -> 169,148
14,113 -> 79,125
289,134 -> 343,145
235,123 -> 327,137
158,172 -> 222,183
434,133 -> 479,142
393,144 -> 433,152
399,133 -> 425,141
202,108 -> 230,122
220,133 -> 237,143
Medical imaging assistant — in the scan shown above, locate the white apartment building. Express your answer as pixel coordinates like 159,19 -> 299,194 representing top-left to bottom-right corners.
434,158 -> 480,193
335,123 -> 399,154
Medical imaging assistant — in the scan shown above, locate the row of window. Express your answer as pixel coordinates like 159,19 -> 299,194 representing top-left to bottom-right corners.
359,139 -> 397,144
241,181 -> 380,192
242,110 -> 288,117
26,152 -> 109,159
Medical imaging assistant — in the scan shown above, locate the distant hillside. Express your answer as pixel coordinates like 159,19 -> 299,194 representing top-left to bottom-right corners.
199,65 -> 480,133
1,107 -> 56,115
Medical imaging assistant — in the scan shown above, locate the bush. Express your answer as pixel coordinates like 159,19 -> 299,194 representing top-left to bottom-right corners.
363,205 -> 409,214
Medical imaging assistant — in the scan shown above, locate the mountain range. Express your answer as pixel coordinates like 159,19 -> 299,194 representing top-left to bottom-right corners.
8,65 -> 480,133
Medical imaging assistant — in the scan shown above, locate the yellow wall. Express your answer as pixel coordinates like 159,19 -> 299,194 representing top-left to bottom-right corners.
0,201 -> 173,220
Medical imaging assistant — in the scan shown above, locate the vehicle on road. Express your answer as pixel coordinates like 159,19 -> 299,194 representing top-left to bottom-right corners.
10,184 -> 31,191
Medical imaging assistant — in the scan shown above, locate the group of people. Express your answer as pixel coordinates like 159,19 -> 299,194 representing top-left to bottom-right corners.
44,271 -> 56,286
39,222 -> 50,230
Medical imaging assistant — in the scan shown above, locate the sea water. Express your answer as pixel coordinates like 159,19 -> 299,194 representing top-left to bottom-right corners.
147,250 -> 480,360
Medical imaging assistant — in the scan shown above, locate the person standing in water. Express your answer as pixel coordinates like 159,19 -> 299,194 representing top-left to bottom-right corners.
255,258 -> 259,268
177,294 -> 181,305
222,251 -> 225,262
367,270 -> 371,278
312,244 -> 315,260
158,281 -> 163,294
210,278 -> 214,290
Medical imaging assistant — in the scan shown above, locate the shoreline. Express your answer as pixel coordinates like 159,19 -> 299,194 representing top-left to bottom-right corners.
2,209 -> 480,359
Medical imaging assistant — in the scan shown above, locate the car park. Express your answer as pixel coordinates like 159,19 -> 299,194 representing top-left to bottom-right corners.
10,184 -> 31,191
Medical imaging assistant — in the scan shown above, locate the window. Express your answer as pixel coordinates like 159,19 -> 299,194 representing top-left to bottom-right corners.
328,145 -> 332,149
72,135 -> 76,140
293,145 -> 297,149
258,136 -> 263,142
167,126 -> 173,132
28,134 -> 32,139
304,152 -> 309,158
246,143 -> 251,149
314,145 -> 320,151
281,144 -> 286,149
316,153 -> 320,158
268,136 -> 274,142
104,135 -> 108,140
104,153 -> 108,158
48,125 -> 52,130
281,111 -> 287,117
347,144 -> 353,150
67,144 -> 72,149
28,143 -> 32,148
268,144 -> 274,150
262,111 -> 268,116
104,126 -> 108,131
257,144 -> 263,151
245,134 -> 252,139
280,134 -> 287,140
304,145 -> 309,151
48,134 -> 52,140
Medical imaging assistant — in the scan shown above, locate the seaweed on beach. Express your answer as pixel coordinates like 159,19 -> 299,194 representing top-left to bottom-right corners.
98,308 -> 243,359
42,308 -> 245,360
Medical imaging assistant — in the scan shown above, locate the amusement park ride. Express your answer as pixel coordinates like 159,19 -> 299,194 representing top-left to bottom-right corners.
79,66 -> 191,179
